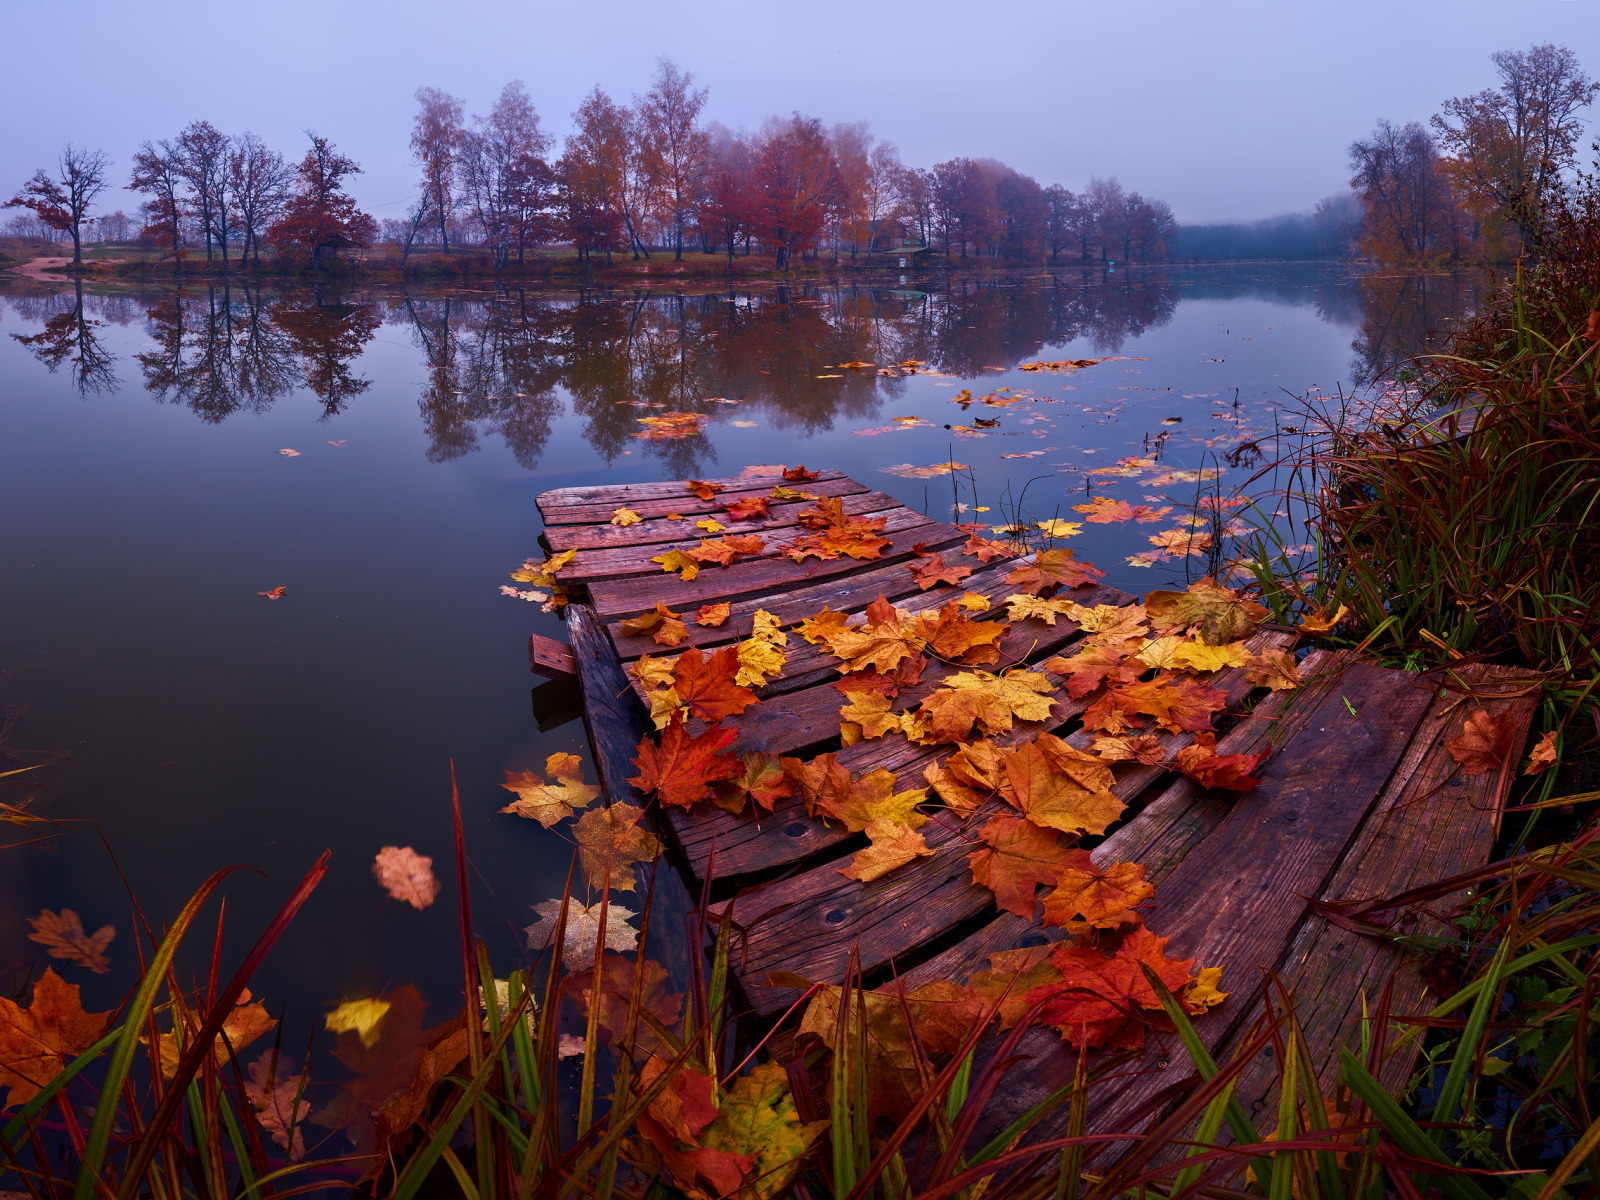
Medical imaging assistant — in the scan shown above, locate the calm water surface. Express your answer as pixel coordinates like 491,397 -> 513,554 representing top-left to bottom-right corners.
0,264 -> 1477,1104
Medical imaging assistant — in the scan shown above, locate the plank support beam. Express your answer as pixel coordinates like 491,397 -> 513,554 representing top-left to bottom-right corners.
528,633 -> 577,682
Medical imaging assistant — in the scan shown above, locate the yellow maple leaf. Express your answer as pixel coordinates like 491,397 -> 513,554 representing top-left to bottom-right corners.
611,506 -> 643,527
1035,519 -> 1083,538
751,608 -> 788,646
839,691 -> 902,740
500,754 -> 602,827
914,669 -> 1056,743
735,637 -> 786,687
839,820 -> 934,882
696,517 -> 726,533
629,654 -> 677,692
650,549 -> 700,581
1182,965 -> 1229,1013
1005,593 -> 1078,625
796,606 -> 850,644
1166,639 -> 1254,673
1246,648 -> 1304,691
957,592 -> 992,613
1298,604 -> 1349,636
325,997 -> 391,1047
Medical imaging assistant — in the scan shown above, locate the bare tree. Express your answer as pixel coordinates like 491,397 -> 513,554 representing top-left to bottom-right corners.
862,140 -> 905,257
176,121 -> 232,264
5,145 -> 111,266
411,87 -> 466,252
129,140 -> 186,260
229,133 -> 292,267
1433,42 -> 1599,245
1350,119 -> 1462,258
381,199 -> 434,268
461,81 -> 556,269
95,210 -> 133,243
637,59 -> 709,261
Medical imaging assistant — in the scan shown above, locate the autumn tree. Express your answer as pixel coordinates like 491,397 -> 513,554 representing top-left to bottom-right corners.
755,115 -> 839,269
994,164 -> 1049,261
176,121 -> 232,264
5,144 -> 111,266
637,58 -> 709,261
266,133 -> 378,269
128,140 -> 186,260
411,87 -> 465,251
1085,176 -> 1128,262
560,87 -> 630,265
701,124 -> 756,269
862,140 -> 906,255
1432,43 -> 1599,249
461,81 -> 556,268
228,133 -> 292,267
1349,119 -> 1471,259
830,122 -> 873,259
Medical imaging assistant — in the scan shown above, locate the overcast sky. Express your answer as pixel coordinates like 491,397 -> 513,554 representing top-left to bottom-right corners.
5,0 -> 1595,225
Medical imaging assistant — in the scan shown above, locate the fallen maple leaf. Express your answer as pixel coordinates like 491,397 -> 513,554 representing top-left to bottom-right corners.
1447,710 -> 1518,777
1026,926 -> 1196,1050
958,591 -> 992,612
696,517 -> 726,533
685,479 -> 724,501
324,997 -> 391,1046
525,899 -> 638,969
713,751 -> 795,813
0,969 -> 112,1108
621,602 -> 690,646
816,769 -> 927,834
257,586 -> 287,600
1298,604 -> 1349,636
724,494 -> 770,521
1247,648 -> 1304,691
839,690 -> 903,741
695,602 -> 731,627
913,602 -> 1005,666
912,668 -> 1057,743
689,535 -> 765,567
923,739 -> 1006,813
1152,639 -> 1255,674
1073,496 -> 1134,523
636,413 -> 710,440
1175,731 -> 1268,791
1004,548 -> 1105,596
1068,602 -> 1150,644
154,991 -> 276,1076
999,733 -> 1125,836
371,846 -> 441,910
501,752 -> 602,827
1036,518 -> 1083,538
967,815 -> 1080,918
1145,577 -> 1269,645
566,952 -> 683,1058
573,804 -> 662,892
1039,853 -> 1153,928
1118,674 -> 1228,734
909,549 -> 973,590
26,909 -> 114,974
955,522 -> 1013,564
629,717 -> 743,808
782,753 -> 857,821
611,506 -> 643,526
698,1062 -> 825,1200
1005,593 -> 1079,625
650,549 -> 700,582
1090,734 -> 1166,766
1044,642 -> 1143,700
840,819 -> 935,882
783,465 -> 821,481
1523,730 -> 1558,776
735,637 -> 786,688
815,599 -> 926,675
671,645 -> 759,722
245,1051 -> 311,1159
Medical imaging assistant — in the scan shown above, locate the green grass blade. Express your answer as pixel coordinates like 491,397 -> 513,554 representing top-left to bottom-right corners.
1428,937 -> 1510,1149
1339,1048 -> 1493,1200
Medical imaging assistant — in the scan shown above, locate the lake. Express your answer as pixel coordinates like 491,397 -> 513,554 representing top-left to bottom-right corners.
0,262 -> 1480,1113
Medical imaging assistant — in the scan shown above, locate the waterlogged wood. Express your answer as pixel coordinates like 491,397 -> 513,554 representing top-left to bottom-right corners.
537,468 -> 848,516
586,518 -> 965,618
565,604 -> 655,809
547,486 -> 896,559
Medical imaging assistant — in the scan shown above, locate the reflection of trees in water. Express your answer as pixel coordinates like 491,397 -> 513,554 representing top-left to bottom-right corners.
9,281 -> 119,396
136,285 -> 378,421
1349,271 -> 1487,387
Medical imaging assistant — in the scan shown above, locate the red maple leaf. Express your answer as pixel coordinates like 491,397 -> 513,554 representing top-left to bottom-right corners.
628,718 -> 743,808
1175,732 -> 1267,791
1004,549 -> 1105,596
909,549 -> 974,590
671,646 -> 759,723
723,495 -> 770,521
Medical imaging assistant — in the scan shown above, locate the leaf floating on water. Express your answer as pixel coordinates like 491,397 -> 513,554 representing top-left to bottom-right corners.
278,448 -> 301,457
0,969 -> 112,1108
324,997 -> 392,1048
500,752 -> 602,827
525,898 -> 637,969
1297,604 -> 1349,636
326,439 -> 347,446
573,804 -> 662,892
245,1051 -> 311,1159
257,586 -> 287,600
635,413 -> 709,440
882,460 -> 968,479
371,846 -> 441,910
1035,519 -> 1082,538
26,909 -> 114,974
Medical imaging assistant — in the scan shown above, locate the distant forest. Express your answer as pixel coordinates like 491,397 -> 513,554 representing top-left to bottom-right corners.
4,43 -> 1592,270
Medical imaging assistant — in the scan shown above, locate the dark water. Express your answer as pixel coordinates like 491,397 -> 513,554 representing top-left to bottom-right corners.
0,263 -> 1479,1098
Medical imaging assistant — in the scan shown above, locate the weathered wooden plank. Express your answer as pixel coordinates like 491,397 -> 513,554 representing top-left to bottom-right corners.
528,633 -> 578,682
586,519 -> 964,619
607,549 -> 1049,663
537,468 -> 847,510
719,643 -> 1296,1018
565,504 -> 940,588
538,471 -> 853,525
546,485 -> 895,557
566,605 -> 656,809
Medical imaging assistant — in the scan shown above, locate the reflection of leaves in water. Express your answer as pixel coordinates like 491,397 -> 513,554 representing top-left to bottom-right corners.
10,281 -> 118,397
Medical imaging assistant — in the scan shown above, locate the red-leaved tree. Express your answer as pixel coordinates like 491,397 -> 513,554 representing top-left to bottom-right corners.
267,133 -> 377,269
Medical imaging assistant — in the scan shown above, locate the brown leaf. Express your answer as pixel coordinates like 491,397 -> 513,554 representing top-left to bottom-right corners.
1446,710 -> 1518,777
500,753 -> 602,827
0,970 -> 112,1109
1004,548 -> 1105,596
913,602 -> 1006,666
1246,648 -> 1304,691
685,479 -> 724,501
998,734 -> 1125,836
967,814 -> 1080,918
621,602 -> 690,646
573,804 -> 662,892
1523,730 -> 1558,776
1145,577 -> 1269,645
909,550 -> 973,590
671,645 -> 759,723
782,464 -> 820,481
26,909 -> 114,974
723,495 -> 770,521
1090,734 -> 1166,766
371,847 -> 441,910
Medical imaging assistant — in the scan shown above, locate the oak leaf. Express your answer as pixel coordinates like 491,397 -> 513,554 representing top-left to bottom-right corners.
0,970 -> 111,1109
685,479 -> 724,501
26,909 -> 114,974
1145,577 -> 1269,645
1446,710 -> 1518,777
629,717 -> 743,808
1175,731 -> 1268,791
967,815 -> 1079,918
840,820 -> 934,882
1004,548 -> 1105,595
1039,854 -> 1153,928
611,506 -> 643,526
573,804 -> 662,892
695,602 -> 731,627
525,899 -> 638,969
501,753 -> 602,827
371,846 -> 441,910
621,602 -> 690,646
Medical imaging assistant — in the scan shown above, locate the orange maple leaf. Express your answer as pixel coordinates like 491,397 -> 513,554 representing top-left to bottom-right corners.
1043,642 -> 1142,700
819,525 -> 892,560
909,548 -> 974,590
712,751 -> 795,813
1118,674 -> 1228,734
796,496 -> 846,528
1446,710 -> 1518,777
628,717 -> 743,808
670,645 -> 759,723
1025,926 -> 1197,1050
955,522 -> 1014,564
911,669 -> 1056,743
620,603 -> 690,647
1039,853 -> 1154,928
1523,730 -> 1558,776
783,465 -> 821,481
685,479 -> 724,501
723,495 -> 770,521
781,753 -> 857,820
1145,577 -> 1269,645
923,739 -> 1006,813
1072,496 -> 1135,523
913,602 -> 1005,666
967,814 -> 1079,918
998,734 -> 1125,836
1175,732 -> 1267,791
0,969 -> 112,1109
1004,549 -> 1105,596
1090,734 -> 1167,766
695,602 -> 731,627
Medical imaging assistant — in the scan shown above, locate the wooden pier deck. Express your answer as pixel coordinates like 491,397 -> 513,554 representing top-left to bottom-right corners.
535,468 -> 1538,1141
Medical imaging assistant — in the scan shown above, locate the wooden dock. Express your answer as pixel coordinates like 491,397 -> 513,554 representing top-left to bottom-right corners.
535,468 -> 1538,1142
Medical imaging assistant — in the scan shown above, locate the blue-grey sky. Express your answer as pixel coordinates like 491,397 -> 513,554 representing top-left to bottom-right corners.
5,0 -> 1595,224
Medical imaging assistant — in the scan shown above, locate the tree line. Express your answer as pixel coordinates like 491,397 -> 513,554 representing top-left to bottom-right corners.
3,59 -> 1181,272
1348,42 -> 1598,262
